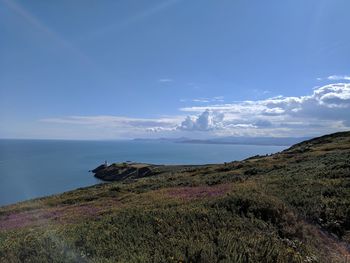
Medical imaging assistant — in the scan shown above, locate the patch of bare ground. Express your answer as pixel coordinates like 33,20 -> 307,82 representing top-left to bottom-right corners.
305,221 -> 350,262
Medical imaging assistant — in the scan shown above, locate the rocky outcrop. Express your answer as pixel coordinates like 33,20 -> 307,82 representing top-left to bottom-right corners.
91,164 -> 108,174
91,163 -> 153,181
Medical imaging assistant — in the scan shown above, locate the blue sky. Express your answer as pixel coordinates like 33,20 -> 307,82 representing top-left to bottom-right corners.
0,0 -> 350,139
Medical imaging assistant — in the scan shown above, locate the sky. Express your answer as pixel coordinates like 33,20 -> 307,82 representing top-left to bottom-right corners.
0,0 -> 349,139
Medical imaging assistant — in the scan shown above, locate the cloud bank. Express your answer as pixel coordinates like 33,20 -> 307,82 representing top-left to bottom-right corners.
38,83 -> 350,139
178,83 -> 350,136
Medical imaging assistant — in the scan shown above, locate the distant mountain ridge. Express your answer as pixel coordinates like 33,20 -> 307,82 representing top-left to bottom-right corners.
134,136 -> 310,146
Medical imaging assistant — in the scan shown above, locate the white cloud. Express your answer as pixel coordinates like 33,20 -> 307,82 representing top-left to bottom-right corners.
327,75 -> 350,81
192,98 -> 210,103
39,115 -> 181,139
213,96 -> 225,102
158,78 -> 173,83
183,96 -> 225,104
41,115 -> 180,128
178,110 -> 224,131
146,127 -> 177,132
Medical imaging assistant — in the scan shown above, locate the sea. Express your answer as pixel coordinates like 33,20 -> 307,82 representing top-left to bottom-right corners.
0,139 -> 287,207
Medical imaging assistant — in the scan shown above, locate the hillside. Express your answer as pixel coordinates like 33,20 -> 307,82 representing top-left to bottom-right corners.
1,131 -> 350,262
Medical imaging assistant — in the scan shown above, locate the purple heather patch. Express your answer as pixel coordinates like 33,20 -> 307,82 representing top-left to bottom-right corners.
0,204 -> 102,231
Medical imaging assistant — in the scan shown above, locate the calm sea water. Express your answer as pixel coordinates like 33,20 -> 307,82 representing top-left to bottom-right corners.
0,139 -> 286,206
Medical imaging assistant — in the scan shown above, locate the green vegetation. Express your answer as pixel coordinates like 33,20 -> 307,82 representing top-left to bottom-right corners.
1,131 -> 350,262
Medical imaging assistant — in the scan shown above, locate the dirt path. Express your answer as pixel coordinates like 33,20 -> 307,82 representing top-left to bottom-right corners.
306,221 -> 350,262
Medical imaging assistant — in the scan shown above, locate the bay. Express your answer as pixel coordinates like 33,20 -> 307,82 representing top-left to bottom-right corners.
0,139 -> 286,206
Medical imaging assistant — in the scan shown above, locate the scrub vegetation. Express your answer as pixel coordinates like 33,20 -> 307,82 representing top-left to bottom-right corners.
1,131 -> 350,262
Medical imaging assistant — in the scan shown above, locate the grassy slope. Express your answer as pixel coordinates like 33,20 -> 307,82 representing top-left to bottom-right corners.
1,131 -> 350,262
